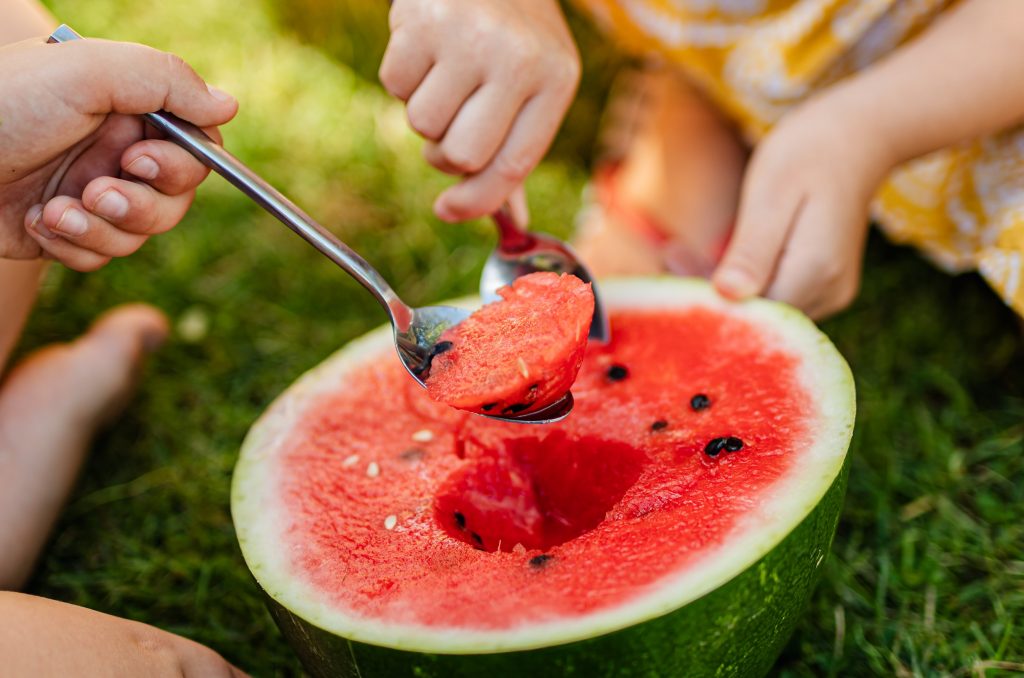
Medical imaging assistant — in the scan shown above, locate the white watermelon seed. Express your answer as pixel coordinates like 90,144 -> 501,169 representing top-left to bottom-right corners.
366,462 -> 380,478
384,515 -> 397,530
411,429 -> 434,443
342,454 -> 360,468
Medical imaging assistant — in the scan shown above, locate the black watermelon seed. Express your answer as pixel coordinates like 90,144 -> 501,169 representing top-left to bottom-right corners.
650,420 -> 669,432
453,512 -> 466,530
725,437 -> 744,452
690,394 -> 711,411
481,402 -> 498,412
704,437 -> 729,457
413,341 -> 454,376
470,531 -> 484,546
606,364 -> 629,382
529,554 -> 554,568
398,448 -> 425,463
502,403 -> 531,415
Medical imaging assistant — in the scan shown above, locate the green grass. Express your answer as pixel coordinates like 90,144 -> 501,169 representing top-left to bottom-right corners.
19,0 -> 1024,675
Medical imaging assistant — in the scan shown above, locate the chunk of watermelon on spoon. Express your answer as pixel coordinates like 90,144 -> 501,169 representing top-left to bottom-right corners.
426,272 -> 594,416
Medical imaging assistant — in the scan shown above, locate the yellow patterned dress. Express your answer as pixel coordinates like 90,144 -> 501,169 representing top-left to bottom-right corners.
572,0 -> 1024,317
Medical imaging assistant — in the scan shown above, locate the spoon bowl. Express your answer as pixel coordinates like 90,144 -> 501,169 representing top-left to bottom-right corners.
393,304 -> 574,424
481,206 -> 610,343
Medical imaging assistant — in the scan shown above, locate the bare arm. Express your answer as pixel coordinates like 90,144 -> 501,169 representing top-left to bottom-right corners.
830,0 -> 1024,167
712,0 -> 1024,318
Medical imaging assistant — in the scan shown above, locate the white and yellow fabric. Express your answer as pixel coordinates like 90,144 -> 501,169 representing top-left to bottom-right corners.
573,0 -> 1024,316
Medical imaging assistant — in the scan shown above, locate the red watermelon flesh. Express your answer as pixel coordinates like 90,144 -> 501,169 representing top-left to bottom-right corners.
425,272 -> 594,415
434,432 -> 647,552
274,306 -> 813,629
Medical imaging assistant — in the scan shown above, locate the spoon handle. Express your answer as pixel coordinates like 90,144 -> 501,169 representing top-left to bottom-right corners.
492,204 -> 535,253
48,25 -> 413,330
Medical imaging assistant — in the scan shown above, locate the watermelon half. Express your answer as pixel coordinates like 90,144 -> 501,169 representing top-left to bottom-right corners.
232,278 -> 855,677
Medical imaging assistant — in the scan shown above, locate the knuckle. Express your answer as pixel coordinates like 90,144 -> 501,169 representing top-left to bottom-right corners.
131,629 -> 181,670
443,145 -> 488,174
387,0 -> 428,29
379,47 -> 408,95
509,34 -> 543,68
162,51 -> 191,78
406,104 -> 444,141
723,250 -> 767,282
818,258 -> 846,285
438,192 -> 475,219
492,152 -> 532,183
548,51 -> 581,90
422,143 -> 458,175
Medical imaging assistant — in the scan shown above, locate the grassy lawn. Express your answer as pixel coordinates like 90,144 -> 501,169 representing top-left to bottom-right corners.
21,0 -> 1023,675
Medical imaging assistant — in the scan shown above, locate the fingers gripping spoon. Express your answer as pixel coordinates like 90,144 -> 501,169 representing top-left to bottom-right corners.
48,25 -> 572,424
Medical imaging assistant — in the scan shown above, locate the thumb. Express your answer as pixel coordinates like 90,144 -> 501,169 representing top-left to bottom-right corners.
711,173 -> 800,300
52,40 -> 238,128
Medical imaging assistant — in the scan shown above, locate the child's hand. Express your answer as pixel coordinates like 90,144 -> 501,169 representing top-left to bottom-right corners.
379,0 -> 580,224
0,37 -> 238,271
0,592 -> 248,676
711,94 -> 894,319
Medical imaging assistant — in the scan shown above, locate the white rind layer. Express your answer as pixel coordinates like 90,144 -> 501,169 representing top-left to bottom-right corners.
232,277 -> 856,654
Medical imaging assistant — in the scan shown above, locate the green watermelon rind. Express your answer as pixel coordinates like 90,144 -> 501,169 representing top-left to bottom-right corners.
264,459 -> 848,678
232,277 -> 855,670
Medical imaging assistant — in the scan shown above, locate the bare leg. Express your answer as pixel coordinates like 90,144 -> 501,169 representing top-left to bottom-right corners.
0,261 -> 46,374
0,304 -> 168,590
573,67 -> 748,277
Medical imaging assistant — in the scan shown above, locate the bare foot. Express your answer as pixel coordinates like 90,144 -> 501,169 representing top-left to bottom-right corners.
573,66 -> 748,277
0,304 -> 168,590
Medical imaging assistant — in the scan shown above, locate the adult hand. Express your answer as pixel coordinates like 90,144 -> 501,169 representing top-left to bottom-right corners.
380,0 -> 580,224
0,37 -> 238,270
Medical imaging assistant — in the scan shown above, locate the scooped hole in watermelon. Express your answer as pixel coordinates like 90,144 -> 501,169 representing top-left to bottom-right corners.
433,431 -> 647,552
426,272 -> 594,415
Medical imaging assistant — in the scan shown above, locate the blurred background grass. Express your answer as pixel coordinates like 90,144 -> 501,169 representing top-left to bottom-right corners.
20,0 -> 1023,675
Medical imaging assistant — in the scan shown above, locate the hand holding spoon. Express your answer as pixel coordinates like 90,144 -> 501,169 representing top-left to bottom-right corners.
48,25 -> 572,425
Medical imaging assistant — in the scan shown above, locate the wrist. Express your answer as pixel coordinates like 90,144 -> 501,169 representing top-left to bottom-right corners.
813,82 -> 905,173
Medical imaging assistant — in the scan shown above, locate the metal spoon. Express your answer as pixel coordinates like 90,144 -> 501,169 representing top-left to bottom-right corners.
48,24 -> 572,425
481,205 -> 610,343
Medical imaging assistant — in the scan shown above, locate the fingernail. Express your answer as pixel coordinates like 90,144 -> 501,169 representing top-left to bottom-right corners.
27,205 -> 57,239
94,189 -> 129,220
126,155 -> 159,181
714,268 -> 758,299
55,208 -> 89,237
433,200 -> 457,223
207,85 -> 235,103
